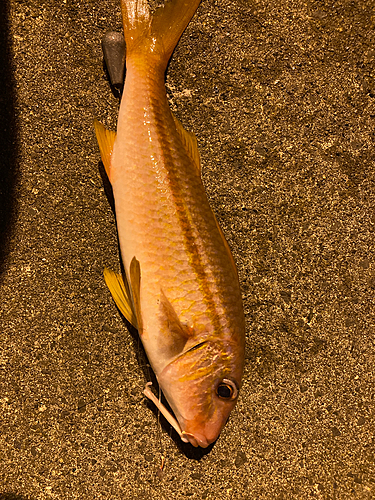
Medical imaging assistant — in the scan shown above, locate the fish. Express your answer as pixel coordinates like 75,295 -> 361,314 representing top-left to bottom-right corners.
94,0 -> 245,448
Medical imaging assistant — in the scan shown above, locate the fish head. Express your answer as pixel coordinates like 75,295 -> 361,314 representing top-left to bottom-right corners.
158,339 -> 244,448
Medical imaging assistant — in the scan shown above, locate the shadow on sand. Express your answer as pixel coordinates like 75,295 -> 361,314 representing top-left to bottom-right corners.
0,0 -> 20,281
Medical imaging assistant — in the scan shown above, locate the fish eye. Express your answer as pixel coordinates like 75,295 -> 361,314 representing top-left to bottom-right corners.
216,379 -> 238,400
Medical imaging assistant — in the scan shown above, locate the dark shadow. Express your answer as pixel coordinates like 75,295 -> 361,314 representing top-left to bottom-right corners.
0,494 -> 35,500
0,0 -> 19,281
98,161 -> 115,214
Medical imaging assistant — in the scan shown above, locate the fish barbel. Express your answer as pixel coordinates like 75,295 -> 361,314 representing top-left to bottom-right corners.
94,0 -> 245,448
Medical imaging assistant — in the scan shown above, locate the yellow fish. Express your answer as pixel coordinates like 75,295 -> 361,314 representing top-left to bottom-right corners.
94,0 -> 245,448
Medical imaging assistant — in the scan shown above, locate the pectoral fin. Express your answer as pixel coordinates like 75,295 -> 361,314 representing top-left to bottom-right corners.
158,289 -> 194,359
94,119 -> 116,182
104,258 -> 143,334
103,267 -> 138,329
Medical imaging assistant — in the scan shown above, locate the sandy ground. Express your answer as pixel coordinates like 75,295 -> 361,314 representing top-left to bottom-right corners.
0,0 -> 374,499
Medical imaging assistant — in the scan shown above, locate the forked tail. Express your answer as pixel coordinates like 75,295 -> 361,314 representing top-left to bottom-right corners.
121,0 -> 201,69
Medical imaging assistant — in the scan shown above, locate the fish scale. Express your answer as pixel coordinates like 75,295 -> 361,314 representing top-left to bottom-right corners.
113,71 -> 236,324
95,0 -> 245,448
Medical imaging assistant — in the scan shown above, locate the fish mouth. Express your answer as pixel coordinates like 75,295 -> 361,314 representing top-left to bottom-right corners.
181,431 -> 210,448
143,383 -> 214,448
179,418 -> 220,448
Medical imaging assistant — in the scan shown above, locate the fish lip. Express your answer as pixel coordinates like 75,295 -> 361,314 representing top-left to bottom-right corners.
181,431 -> 210,448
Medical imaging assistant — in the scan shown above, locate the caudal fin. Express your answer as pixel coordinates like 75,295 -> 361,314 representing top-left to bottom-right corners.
121,0 -> 200,69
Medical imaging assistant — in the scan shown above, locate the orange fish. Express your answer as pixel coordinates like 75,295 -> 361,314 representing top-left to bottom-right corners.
94,0 -> 245,448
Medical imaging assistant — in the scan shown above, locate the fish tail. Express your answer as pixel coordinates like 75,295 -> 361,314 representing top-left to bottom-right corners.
121,0 -> 200,69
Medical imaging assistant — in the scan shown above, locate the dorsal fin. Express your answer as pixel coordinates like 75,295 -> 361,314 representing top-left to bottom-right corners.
172,113 -> 201,174
94,119 -> 116,182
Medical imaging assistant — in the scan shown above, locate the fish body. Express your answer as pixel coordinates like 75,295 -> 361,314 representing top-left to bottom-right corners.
95,0 -> 245,448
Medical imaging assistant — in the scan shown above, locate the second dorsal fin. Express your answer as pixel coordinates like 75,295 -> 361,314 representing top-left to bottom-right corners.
172,113 -> 201,174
